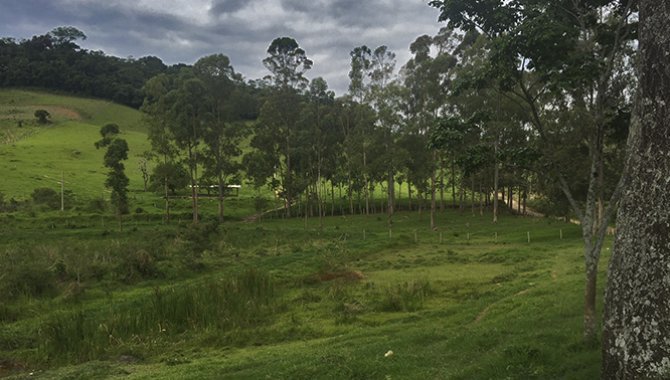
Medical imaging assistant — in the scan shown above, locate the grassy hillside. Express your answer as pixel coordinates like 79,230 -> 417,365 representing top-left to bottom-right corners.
0,89 -> 150,201
0,89 -> 276,218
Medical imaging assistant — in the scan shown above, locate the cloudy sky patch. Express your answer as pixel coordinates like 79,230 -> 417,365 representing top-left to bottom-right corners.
0,0 -> 443,94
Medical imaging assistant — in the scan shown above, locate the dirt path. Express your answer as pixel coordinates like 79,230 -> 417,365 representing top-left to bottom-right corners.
499,193 -> 544,218
243,204 -> 287,223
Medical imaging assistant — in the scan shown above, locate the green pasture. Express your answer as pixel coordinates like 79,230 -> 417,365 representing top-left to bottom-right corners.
0,90 -> 148,199
0,209 -> 605,379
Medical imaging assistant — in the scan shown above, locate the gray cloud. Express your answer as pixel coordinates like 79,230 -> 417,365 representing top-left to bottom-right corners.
0,0 -> 442,94
210,0 -> 248,15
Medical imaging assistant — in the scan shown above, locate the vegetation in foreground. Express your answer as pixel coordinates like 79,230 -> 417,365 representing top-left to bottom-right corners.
0,207 -> 605,379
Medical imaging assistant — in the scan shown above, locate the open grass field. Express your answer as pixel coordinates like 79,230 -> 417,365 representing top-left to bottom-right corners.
0,208 -> 606,379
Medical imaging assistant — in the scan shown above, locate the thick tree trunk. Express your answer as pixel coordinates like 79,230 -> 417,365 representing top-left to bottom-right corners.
602,3 -> 670,377
507,186 -> 514,213
479,182 -> 483,216
584,255 -> 598,341
351,190 -> 355,215
331,183 -> 335,217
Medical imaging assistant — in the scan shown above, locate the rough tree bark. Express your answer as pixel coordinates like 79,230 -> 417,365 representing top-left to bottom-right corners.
602,2 -> 670,377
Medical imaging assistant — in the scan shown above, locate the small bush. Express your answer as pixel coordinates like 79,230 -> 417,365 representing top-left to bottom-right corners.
31,187 -> 60,210
0,247 -> 58,300
87,198 -> 107,213
375,280 -> 432,312
115,249 -> 159,283
318,238 -> 351,274
178,221 -> 219,254
34,109 -> 50,124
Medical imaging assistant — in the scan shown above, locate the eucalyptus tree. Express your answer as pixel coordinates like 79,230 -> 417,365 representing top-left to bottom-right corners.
142,73 -> 180,222
430,0 -> 638,340
170,75 -> 210,223
299,77 -> 336,224
142,69 -> 209,223
602,2 -> 670,377
349,45 -> 402,223
194,54 -> 247,222
332,96 -> 376,215
402,32 -> 458,228
250,37 -> 312,217
348,46 -> 375,214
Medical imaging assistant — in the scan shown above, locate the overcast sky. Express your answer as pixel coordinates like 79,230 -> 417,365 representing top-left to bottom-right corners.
0,0 -> 445,95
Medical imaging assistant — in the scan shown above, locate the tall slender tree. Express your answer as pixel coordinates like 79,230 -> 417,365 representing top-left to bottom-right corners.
250,37 -> 313,217
194,54 -> 246,222
95,124 -> 129,230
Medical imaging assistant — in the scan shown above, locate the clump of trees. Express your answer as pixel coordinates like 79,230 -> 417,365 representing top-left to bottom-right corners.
142,54 -> 250,223
429,0 -> 637,341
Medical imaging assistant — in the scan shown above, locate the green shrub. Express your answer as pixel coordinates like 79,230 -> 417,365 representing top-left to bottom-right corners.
375,280 -> 432,312
177,221 -> 219,254
115,248 -> 159,283
0,247 -> 58,300
87,198 -> 107,213
34,109 -> 50,124
31,187 -> 60,210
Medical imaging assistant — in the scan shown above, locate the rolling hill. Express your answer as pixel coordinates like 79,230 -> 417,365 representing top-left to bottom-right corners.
0,89 -> 151,202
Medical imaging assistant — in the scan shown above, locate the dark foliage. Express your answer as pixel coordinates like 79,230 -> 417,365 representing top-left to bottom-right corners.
0,27 -> 169,108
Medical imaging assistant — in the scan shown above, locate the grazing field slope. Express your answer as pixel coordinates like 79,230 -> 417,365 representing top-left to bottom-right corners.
0,89 -> 150,201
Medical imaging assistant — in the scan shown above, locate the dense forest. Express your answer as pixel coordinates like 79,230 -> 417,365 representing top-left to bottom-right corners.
0,26 -> 262,112
0,27 -> 166,107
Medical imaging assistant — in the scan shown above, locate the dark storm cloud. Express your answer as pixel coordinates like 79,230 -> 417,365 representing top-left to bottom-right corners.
0,0 -> 442,94
209,0 -> 248,15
